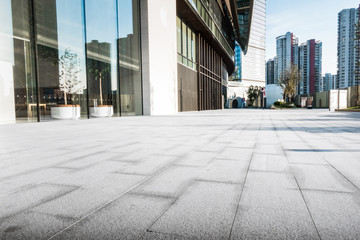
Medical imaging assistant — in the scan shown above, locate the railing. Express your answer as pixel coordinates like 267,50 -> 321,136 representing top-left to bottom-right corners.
187,0 -> 235,58
178,53 -> 197,70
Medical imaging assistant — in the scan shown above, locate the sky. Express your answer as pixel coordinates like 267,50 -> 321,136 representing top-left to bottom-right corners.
267,0 -> 360,75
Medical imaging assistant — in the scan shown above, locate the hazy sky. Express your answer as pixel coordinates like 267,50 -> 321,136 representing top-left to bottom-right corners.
267,0 -> 360,75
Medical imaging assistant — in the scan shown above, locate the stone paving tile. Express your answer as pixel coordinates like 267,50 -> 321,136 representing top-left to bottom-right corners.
197,160 -> 249,184
216,147 -> 253,161
0,184 -> 76,219
230,206 -> 320,240
281,141 -> 313,150
133,166 -> 201,198
119,154 -> 178,175
228,140 -> 256,149
141,231 -> 191,240
285,150 -> 328,165
244,171 -> 298,190
175,151 -> 217,167
107,143 -> 142,153
150,181 -> 241,240
0,211 -> 73,240
49,161 -> 129,186
0,168 -> 73,196
32,173 -> 145,218
115,148 -> 163,162
303,190 -> 360,240
198,143 -> 228,152
249,154 -> 290,173
58,151 -> 124,169
291,164 -> 357,193
255,144 -> 284,155
240,188 -> 307,212
1,110 -> 360,239
323,153 -> 360,190
51,193 -> 174,240
164,145 -> 199,156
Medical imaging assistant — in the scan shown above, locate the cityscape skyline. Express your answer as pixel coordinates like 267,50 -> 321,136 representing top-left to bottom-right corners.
266,0 -> 360,75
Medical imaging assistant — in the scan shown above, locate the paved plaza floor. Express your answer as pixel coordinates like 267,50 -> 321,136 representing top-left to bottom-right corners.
0,109 -> 360,240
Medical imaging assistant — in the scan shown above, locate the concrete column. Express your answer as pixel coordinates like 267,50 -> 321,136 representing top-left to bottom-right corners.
140,0 -> 178,115
0,61 -> 16,124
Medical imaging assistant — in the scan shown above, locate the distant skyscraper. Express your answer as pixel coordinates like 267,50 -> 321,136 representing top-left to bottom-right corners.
297,39 -> 322,94
337,6 -> 360,88
323,73 -> 337,91
266,58 -> 275,84
276,32 -> 298,81
231,42 -> 242,80
228,0 -> 266,100
240,0 -> 266,86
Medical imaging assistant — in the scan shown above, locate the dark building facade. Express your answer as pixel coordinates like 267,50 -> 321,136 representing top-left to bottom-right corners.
266,58 -> 275,85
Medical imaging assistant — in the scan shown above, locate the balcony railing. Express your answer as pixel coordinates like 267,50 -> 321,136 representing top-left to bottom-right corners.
187,0 -> 235,58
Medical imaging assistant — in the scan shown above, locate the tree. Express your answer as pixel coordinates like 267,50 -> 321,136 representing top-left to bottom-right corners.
247,85 -> 260,106
277,66 -> 301,103
58,49 -> 82,105
87,58 -> 111,106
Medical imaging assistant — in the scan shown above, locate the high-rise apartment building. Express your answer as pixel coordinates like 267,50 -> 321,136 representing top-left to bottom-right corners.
0,0 -> 256,123
276,32 -> 298,81
337,6 -> 360,89
323,73 -> 337,91
297,39 -> 322,94
266,58 -> 275,85
273,32 -> 322,94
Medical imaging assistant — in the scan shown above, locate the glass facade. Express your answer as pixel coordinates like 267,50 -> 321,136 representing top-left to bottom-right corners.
187,0 -> 234,58
230,42 -> 242,80
0,0 -> 37,123
0,0 -> 142,123
176,17 -> 196,70
35,0 -> 87,120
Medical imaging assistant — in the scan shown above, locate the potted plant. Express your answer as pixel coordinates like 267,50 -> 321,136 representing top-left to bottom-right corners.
51,49 -> 83,120
89,64 -> 113,117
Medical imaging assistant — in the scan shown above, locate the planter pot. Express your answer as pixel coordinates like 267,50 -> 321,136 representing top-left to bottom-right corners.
90,105 -> 113,117
51,105 -> 80,120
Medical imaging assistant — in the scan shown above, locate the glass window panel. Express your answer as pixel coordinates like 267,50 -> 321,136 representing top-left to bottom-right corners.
187,26 -> 191,61
118,0 -> 143,116
191,31 -> 196,62
0,0 -> 37,123
176,17 -> 182,55
35,0 -> 87,121
85,0 -> 118,117
182,22 -> 187,58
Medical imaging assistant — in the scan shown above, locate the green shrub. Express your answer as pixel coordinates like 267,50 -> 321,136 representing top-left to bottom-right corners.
274,101 -> 281,107
274,102 -> 296,108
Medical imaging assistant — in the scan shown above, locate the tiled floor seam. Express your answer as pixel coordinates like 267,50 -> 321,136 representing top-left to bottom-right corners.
277,117 -> 325,240
227,115 -> 262,239
140,123 -> 252,239
0,185 -> 78,222
45,120 -> 246,240
140,229 -> 190,240
0,150 -> 110,182
0,174 -> 79,199
283,120 -> 360,193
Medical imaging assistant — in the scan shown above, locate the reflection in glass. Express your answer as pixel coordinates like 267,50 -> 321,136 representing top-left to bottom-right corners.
176,17 -> 197,70
118,0 -> 143,115
35,0 -> 87,120
0,0 -> 143,123
85,0 -> 118,117
0,0 -> 37,123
